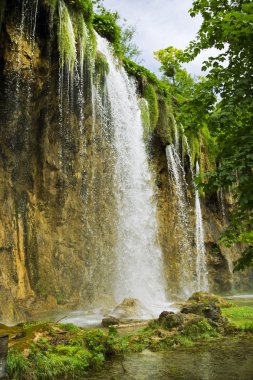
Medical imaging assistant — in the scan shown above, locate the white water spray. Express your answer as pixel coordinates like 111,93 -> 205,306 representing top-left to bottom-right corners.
166,144 -> 194,297
96,35 -> 168,314
195,161 -> 209,291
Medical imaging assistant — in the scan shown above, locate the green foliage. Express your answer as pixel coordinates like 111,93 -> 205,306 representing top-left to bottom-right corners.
121,22 -> 142,62
58,1 -> 76,70
197,127 -> 253,267
167,0 -> 253,268
181,320 -> 219,340
6,350 -> 32,380
143,83 -> 159,131
123,58 -> 169,97
222,306 -> 253,331
65,0 -> 94,22
93,11 -> 121,54
154,47 -> 184,82
173,335 -> 194,347
95,50 -> 109,86
60,323 -> 81,333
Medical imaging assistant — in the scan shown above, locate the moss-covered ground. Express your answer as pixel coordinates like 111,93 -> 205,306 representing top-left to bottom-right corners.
2,297 -> 253,380
222,306 -> 253,332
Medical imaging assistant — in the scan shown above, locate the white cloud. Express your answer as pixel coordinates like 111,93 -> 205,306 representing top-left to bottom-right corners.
103,0 -> 206,76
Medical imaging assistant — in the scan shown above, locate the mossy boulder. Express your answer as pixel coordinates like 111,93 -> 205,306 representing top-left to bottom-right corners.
101,316 -> 119,327
187,292 -> 233,308
158,311 -> 185,329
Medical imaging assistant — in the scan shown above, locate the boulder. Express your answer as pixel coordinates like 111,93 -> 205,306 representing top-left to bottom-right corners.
187,292 -> 232,308
158,311 -> 185,329
112,298 -> 153,319
181,303 -> 222,322
101,316 -> 120,327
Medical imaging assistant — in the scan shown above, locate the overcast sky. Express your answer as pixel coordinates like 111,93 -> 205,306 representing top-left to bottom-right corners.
103,0 -> 207,77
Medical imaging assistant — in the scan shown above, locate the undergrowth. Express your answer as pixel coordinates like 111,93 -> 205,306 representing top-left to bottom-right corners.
222,306 -> 253,332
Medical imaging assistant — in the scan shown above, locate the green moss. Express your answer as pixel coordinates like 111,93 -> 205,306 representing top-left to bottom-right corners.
86,22 -> 97,61
58,1 -> 77,70
222,306 -> 253,331
123,58 -> 169,97
59,323 -> 81,333
143,83 -> 159,131
200,124 -> 218,167
181,320 -> 219,340
139,98 -> 151,143
42,0 -> 58,10
95,50 -> 109,86
156,99 -> 174,145
187,133 -> 200,164
173,335 -> 194,347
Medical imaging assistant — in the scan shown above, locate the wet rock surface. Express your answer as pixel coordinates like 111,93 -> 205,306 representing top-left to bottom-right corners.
157,292 -> 232,334
112,298 -> 153,320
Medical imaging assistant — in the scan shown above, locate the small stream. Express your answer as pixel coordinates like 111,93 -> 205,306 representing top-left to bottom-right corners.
83,337 -> 253,380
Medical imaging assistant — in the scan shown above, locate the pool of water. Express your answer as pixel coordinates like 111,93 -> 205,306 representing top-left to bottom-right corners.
84,337 -> 253,380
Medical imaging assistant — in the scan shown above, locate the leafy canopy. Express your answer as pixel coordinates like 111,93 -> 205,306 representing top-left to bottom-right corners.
185,0 -> 253,270
155,0 -> 253,270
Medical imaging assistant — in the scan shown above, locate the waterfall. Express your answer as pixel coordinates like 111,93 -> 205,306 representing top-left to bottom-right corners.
96,35 -> 168,313
184,133 -> 209,290
165,144 -> 195,297
166,129 -> 209,296
195,161 -> 209,291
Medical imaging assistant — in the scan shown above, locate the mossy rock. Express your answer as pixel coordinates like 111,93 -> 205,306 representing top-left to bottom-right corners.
158,311 -> 185,329
187,292 -> 233,308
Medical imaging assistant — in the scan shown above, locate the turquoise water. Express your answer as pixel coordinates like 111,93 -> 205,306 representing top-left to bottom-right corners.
84,337 -> 253,380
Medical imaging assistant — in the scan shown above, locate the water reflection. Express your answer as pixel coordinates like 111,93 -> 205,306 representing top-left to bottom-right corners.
84,337 -> 253,380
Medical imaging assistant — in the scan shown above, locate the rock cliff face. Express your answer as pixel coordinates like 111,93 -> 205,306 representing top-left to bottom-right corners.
0,0 -> 252,325
152,135 -> 253,298
0,0 -> 117,323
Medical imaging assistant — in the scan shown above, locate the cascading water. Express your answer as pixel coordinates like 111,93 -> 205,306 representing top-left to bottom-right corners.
166,128 -> 209,296
195,161 -> 209,291
96,35 -> 168,315
165,144 -> 195,297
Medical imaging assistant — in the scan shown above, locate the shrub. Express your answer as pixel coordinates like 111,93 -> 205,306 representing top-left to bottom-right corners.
93,12 -> 121,55
66,0 -> 93,22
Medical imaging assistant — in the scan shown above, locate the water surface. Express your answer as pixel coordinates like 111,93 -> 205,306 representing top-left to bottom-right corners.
84,337 -> 253,380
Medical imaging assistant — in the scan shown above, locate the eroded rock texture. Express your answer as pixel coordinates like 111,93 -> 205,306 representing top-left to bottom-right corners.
0,0 -> 252,325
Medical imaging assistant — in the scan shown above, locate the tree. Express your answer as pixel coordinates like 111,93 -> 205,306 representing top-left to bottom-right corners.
182,0 -> 253,270
154,47 -> 184,84
121,22 -> 142,63
154,47 -> 216,131
93,3 -> 142,62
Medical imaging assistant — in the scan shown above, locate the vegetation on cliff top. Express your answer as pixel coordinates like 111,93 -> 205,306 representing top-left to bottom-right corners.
154,0 -> 253,269
57,0 -> 252,267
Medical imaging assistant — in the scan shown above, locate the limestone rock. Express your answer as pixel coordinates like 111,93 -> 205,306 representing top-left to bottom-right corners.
112,298 -> 153,319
